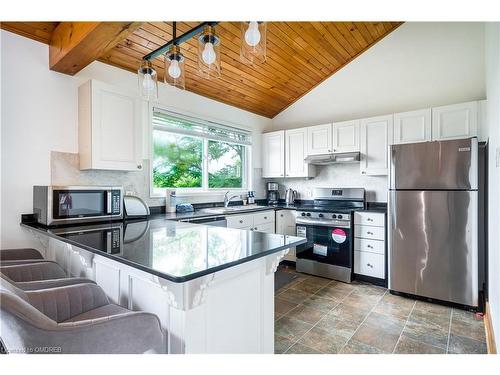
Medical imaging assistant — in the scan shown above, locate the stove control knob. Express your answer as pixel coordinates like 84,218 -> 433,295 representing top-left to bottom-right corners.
318,213 -> 323,218
332,214 -> 337,219
306,213 -> 311,217
337,214 -> 343,219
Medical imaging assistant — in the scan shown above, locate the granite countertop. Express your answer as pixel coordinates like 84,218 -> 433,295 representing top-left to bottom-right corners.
21,218 -> 306,283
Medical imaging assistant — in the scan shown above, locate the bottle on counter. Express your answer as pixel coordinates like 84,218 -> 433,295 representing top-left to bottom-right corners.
165,189 -> 177,213
247,191 -> 255,204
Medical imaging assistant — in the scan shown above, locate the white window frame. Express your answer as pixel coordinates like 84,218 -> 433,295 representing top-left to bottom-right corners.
149,104 -> 253,198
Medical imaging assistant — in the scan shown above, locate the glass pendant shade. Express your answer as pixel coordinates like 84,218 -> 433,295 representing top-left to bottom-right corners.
197,26 -> 221,79
240,21 -> 267,64
164,45 -> 186,90
137,60 -> 158,101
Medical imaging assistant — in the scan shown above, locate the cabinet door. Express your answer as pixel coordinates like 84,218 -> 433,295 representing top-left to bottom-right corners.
90,80 -> 143,171
432,101 -> 478,141
276,210 -> 296,235
285,128 -> 314,178
393,108 -> 431,144
262,131 -> 285,178
253,222 -> 275,234
307,124 -> 332,155
332,120 -> 360,153
360,115 -> 393,176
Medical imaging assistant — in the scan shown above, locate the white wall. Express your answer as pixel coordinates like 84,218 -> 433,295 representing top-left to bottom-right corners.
484,22 -> 500,348
269,22 -> 486,203
272,22 -> 486,129
0,30 -> 271,249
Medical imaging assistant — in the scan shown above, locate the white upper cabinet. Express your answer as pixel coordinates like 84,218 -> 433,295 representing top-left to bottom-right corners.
332,120 -> 360,153
285,128 -> 315,178
262,130 -> 285,178
393,108 -> 432,144
431,101 -> 478,141
307,123 -> 332,155
79,80 -> 142,171
360,114 -> 393,176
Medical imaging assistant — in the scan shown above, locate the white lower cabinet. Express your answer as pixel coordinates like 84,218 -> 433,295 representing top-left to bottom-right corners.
226,210 -> 275,233
354,212 -> 386,280
275,210 -> 297,262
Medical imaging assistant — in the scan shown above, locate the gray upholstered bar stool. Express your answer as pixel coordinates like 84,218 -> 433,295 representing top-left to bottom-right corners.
1,261 -> 94,291
0,276 -> 166,354
0,248 -> 46,266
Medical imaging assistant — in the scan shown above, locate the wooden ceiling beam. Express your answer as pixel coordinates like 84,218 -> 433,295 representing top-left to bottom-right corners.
49,22 -> 142,75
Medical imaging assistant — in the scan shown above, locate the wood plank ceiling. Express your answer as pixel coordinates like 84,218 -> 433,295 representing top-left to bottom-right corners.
1,21 -> 402,118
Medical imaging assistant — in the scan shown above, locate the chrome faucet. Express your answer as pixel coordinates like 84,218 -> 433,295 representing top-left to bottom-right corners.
224,191 -> 240,208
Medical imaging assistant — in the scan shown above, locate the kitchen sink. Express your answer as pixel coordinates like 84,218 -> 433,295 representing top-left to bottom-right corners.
203,205 -> 269,215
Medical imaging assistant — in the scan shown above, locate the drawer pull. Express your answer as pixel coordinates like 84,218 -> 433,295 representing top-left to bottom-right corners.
367,218 -> 373,222
254,227 -> 258,230
366,263 -> 373,268
367,245 -> 373,249
280,214 -> 284,217
239,220 -> 243,223
264,216 -> 267,219
367,231 -> 373,235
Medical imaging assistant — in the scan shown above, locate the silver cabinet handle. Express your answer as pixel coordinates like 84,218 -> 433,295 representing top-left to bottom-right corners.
367,263 -> 373,268
367,218 -> 373,222
264,216 -> 267,219
137,164 -> 142,170
280,214 -> 284,217
367,244 -> 373,248
239,220 -> 243,223
254,227 -> 258,230
367,231 -> 373,235
361,171 -> 366,174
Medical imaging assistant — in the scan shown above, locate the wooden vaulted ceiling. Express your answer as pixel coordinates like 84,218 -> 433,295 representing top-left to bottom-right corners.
1,21 -> 402,118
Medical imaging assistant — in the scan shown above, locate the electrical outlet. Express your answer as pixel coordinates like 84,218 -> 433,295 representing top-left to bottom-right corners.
497,147 -> 500,168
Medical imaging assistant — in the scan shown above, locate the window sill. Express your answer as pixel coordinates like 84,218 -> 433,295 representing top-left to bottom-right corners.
151,189 -> 248,199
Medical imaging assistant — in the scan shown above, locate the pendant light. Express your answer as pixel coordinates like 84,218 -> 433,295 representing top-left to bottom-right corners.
240,22 -> 267,64
137,60 -> 158,101
198,25 -> 221,79
164,22 -> 185,90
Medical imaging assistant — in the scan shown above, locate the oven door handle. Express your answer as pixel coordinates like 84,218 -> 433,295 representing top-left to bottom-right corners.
296,219 -> 351,229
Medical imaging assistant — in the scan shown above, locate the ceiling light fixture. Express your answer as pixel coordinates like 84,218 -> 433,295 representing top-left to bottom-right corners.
240,22 -> 267,64
198,25 -> 221,79
164,22 -> 185,90
137,60 -> 158,101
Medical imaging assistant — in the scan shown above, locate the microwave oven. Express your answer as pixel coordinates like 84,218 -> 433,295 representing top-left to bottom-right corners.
33,186 -> 123,226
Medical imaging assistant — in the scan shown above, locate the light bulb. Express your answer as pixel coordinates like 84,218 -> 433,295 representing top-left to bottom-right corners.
202,42 -> 217,65
245,22 -> 261,47
142,73 -> 155,93
168,59 -> 181,79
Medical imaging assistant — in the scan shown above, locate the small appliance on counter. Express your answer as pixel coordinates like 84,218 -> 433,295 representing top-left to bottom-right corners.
33,185 -> 123,226
165,189 -> 177,213
123,195 -> 150,219
267,182 -> 280,205
285,188 -> 297,205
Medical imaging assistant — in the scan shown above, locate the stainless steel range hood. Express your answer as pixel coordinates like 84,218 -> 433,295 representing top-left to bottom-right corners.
304,151 -> 360,165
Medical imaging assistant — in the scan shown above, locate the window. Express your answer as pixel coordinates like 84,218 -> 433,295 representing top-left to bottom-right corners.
152,108 -> 251,194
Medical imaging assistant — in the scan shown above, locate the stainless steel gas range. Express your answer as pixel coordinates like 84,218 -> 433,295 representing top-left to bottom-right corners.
295,188 -> 366,283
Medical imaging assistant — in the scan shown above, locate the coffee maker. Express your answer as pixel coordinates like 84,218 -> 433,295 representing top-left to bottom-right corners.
267,182 -> 280,205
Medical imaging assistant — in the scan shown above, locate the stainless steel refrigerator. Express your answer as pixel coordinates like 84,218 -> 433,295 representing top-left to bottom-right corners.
388,137 -> 479,307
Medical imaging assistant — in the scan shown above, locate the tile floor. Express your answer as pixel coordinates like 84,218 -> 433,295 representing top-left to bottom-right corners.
275,266 -> 487,354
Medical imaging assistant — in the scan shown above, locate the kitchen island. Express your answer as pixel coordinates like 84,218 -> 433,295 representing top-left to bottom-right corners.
21,218 -> 306,354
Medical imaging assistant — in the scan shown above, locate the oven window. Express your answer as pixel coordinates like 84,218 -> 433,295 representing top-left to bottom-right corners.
53,191 -> 106,218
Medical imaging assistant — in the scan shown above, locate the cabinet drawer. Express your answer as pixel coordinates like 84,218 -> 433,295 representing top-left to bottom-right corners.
354,238 -> 385,255
226,214 -> 253,229
355,225 -> 385,241
354,251 -> 384,279
253,210 -> 275,225
354,212 -> 385,227
253,222 -> 275,234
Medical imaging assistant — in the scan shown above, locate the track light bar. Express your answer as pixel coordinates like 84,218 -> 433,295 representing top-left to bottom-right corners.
143,21 -> 219,61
